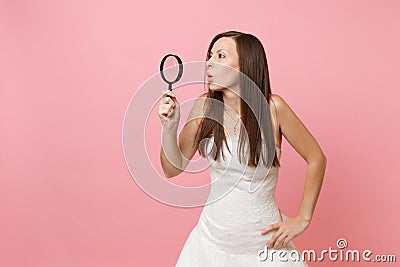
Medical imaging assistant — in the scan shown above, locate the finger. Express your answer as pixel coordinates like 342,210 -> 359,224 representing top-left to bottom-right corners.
158,112 -> 167,122
159,106 -> 174,118
158,104 -> 170,112
277,236 -> 288,249
267,228 -> 284,248
279,211 -> 287,221
163,97 -> 176,107
261,223 -> 280,235
282,236 -> 292,247
167,110 -> 174,118
162,89 -> 176,99
168,99 -> 176,108
161,102 -> 174,110
274,232 -> 289,249
162,96 -> 171,104
159,108 -> 170,116
166,105 -> 176,116
274,241 -> 284,250
160,106 -> 173,116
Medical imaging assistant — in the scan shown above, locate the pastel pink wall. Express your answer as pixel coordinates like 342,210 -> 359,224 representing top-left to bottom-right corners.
1,0 -> 399,266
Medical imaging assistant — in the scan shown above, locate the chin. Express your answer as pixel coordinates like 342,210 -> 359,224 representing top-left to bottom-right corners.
208,83 -> 224,91
210,81 -> 232,90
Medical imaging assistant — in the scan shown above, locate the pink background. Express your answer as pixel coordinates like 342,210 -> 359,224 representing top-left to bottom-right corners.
1,0 -> 399,266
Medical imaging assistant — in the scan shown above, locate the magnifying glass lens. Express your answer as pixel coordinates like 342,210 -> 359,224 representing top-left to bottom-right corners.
163,57 -> 181,82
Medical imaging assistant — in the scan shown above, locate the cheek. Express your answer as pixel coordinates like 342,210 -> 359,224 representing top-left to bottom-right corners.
217,63 -> 238,75
221,67 -> 239,84
212,62 -> 240,87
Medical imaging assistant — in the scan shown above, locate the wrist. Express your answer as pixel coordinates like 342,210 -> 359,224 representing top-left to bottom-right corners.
162,125 -> 178,135
296,214 -> 312,223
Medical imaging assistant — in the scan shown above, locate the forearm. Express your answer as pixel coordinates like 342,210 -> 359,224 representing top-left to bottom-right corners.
297,157 -> 327,222
160,127 -> 183,178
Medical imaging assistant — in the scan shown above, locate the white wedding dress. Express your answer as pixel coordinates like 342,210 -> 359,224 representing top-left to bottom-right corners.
175,108 -> 309,267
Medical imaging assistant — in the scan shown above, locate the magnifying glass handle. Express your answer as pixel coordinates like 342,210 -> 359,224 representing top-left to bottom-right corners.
165,85 -> 173,98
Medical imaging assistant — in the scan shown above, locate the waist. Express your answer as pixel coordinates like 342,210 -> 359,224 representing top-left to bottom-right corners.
198,200 -> 282,254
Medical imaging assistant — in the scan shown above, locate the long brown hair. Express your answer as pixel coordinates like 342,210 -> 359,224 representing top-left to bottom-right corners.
195,31 -> 280,168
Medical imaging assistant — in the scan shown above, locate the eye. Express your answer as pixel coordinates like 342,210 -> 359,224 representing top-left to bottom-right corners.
208,52 -> 225,59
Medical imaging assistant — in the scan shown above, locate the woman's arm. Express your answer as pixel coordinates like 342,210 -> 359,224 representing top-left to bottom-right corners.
275,94 -> 327,221
261,94 -> 327,249
160,127 -> 183,178
160,93 -> 207,178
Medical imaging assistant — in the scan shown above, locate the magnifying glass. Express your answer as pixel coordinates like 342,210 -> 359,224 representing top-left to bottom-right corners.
159,54 -> 183,97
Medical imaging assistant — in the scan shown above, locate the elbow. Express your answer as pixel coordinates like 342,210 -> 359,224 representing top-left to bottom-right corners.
318,155 -> 327,166
164,171 -> 175,179
322,154 -> 327,164
163,168 -> 183,179
162,168 -> 175,179
160,150 -> 184,179
307,153 -> 327,165
318,155 -> 327,171
162,158 -> 187,179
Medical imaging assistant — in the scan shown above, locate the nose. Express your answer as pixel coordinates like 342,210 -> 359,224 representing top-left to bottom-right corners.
207,59 -> 213,69
207,54 -> 215,67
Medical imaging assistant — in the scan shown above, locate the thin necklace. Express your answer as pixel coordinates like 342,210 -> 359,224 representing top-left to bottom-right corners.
223,106 -> 240,135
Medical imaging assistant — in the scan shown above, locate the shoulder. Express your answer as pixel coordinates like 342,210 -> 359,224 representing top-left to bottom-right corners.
270,93 -> 304,132
195,92 -> 208,107
193,92 -> 208,106
269,93 -> 289,114
269,93 -> 283,106
197,92 -> 208,104
187,93 -> 208,124
269,93 -> 293,130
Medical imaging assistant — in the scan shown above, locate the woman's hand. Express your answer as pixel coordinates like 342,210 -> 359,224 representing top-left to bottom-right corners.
260,211 -> 310,250
158,89 -> 180,131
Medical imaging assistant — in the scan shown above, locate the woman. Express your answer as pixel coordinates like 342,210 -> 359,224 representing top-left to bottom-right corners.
158,31 -> 327,266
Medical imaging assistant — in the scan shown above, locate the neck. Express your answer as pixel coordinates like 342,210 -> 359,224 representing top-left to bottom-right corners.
222,89 -> 241,115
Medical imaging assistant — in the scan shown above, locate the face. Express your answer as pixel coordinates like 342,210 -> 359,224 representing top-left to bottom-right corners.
206,37 -> 240,92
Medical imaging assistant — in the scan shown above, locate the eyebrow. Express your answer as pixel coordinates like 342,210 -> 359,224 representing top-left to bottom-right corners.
210,49 -> 228,55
